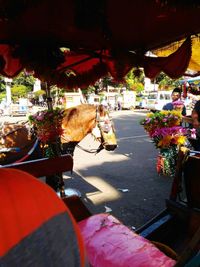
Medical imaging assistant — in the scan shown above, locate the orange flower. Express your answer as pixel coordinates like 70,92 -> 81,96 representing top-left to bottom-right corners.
158,135 -> 171,148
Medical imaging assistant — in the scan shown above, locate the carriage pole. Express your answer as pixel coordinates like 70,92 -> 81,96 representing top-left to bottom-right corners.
45,82 -> 66,197
45,82 -> 53,111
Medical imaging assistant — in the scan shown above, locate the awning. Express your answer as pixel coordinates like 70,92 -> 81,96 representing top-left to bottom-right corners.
153,37 -> 200,73
0,1 -> 200,89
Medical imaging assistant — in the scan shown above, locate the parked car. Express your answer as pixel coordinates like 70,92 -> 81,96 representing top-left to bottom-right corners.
146,91 -> 172,111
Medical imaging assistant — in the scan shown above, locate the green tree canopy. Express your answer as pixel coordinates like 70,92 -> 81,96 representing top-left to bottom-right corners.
11,85 -> 31,102
125,68 -> 144,93
12,72 -> 36,91
33,89 -> 46,98
155,72 -> 182,90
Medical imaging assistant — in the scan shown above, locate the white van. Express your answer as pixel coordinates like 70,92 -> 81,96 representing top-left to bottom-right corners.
146,91 -> 172,111
121,91 -> 136,109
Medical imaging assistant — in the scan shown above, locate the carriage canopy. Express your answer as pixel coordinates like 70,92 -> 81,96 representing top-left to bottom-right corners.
0,1 -> 200,88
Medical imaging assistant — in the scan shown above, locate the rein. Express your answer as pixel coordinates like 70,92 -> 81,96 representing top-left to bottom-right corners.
14,138 -> 39,163
61,134 -> 104,154
76,143 -> 104,154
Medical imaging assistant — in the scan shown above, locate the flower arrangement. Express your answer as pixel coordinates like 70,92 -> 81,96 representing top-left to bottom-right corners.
172,100 -> 185,112
151,126 -> 187,149
141,110 -> 186,176
141,110 -> 182,138
29,108 -> 64,143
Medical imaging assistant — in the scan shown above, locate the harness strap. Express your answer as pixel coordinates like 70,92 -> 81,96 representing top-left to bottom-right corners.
76,143 -> 104,154
15,139 -> 39,163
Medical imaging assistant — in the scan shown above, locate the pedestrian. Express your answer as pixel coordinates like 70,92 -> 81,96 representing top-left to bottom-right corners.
187,100 -> 200,151
101,97 -> 108,109
163,88 -> 186,116
117,95 -> 123,110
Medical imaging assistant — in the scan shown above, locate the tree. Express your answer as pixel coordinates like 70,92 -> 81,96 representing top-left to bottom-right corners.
0,91 -> 6,102
125,68 -> 144,93
155,72 -> 182,90
12,72 -> 36,91
0,75 -> 6,93
11,85 -> 31,102
0,72 -> 36,102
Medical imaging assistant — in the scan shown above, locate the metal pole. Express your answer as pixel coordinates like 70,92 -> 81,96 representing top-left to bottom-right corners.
45,82 -> 53,111
44,82 -> 66,197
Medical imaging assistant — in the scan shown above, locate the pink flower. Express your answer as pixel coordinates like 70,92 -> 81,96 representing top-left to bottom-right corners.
36,115 -> 44,121
173,100 -> 184,107
189,128 -> 196,139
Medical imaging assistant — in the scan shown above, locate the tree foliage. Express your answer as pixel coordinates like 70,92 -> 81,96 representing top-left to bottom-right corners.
11,85 -> 31,102
33,89 -> 46,98
125,68 -> 144,93
12,72 -> 36,90
0,91 -> 6,102
0,72 -> 36,101
155,72 -> 182,90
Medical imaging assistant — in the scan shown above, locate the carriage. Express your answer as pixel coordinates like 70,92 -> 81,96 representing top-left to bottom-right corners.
1,146 -> 200,266
0,1 -> 200,266
8,103 -> 28,116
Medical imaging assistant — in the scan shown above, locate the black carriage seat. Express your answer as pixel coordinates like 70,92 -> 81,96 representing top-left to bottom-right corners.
167,148 -> 200,264
1,155 -> 91,222
137,147 -> 200,265
183,154 -> 200,209
169,148 -> 200,227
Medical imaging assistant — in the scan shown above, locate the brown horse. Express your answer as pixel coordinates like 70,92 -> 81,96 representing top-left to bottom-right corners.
0,104 -> 117,165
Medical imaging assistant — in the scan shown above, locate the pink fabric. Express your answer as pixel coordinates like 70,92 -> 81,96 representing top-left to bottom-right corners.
78,214 -> 175,267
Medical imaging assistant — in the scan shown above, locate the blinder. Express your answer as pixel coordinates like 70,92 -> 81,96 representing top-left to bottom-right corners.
92,107 -> 117,151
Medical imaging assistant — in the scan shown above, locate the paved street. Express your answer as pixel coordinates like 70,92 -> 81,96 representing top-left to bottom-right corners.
66,109 -> 173,229
0,109 -> 173,229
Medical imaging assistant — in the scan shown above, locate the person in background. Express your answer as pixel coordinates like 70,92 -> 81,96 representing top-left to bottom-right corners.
188,100 -> 200,151
163,88 -> 186,116
101,97 -> 108,109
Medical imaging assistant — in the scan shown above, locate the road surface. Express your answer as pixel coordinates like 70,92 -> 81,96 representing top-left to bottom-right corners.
67,110 -> 173,229
0,109 -> 173,229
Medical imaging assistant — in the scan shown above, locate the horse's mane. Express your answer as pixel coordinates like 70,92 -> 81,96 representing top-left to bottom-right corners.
63,104 -> 96,126
61,104 -> 96,142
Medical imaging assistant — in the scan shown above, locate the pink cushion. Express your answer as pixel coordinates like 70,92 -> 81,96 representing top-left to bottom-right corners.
78,214 -> 175,267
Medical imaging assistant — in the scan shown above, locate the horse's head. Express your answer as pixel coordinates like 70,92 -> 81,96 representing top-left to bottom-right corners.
0,122 -> 39,164
61,104 -> 117,155
92,104 -> 117,152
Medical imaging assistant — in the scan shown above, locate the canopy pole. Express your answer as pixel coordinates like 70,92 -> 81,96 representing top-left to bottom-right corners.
45,82 -> 53,111
44,82 -> 66,197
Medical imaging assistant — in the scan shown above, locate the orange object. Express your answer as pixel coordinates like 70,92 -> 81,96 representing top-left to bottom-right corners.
0,168 -> 87,266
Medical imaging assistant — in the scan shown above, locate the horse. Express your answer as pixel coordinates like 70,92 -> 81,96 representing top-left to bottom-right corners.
0,121 -> 39,165
0,104 -> 117,166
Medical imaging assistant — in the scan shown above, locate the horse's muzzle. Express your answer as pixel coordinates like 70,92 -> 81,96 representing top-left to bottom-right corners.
104,144 -> 117,151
